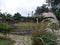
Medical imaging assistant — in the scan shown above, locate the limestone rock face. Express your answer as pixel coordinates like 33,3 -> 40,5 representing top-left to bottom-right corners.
42,12 -> 59,26
41,12 -> 59,33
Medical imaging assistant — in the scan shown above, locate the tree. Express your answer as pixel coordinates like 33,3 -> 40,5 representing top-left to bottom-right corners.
49,6 -> 60,20
46,0 -> 60,9
6,13 -> 12,20
13,12 -> 21,20
46,0 -> 60,20
0,12 -> 6,23
34,4 -> 49,15
0,12 -> 6,19
34,5 -> 49,22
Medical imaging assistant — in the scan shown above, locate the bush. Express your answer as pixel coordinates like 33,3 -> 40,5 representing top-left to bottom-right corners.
32,30 -> 58,45
0,23 -> 12,34
32,22 -> 58,45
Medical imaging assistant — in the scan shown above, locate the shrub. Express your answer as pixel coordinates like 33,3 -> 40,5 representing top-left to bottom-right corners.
0,23 -> 12,34
32,30 -> 58,45
32,22 -> 58,45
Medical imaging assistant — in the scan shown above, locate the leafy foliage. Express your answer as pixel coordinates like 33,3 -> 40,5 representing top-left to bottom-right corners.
46,0 -> 60,8
0,23 -> 12,34
48,23 -> 59,30
32,22 -> 58,45
34,5 -> 49,15
13,12 -> 21,20
53,9 -> 60,20
32,30 -> 57,45
46,0 -> 60,20
0,12 -> 6,19
6,13 -> 12,20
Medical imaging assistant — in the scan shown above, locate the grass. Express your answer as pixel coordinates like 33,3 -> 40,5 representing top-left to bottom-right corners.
14,22 -> 40,26
0,38 -> 15,45
0,39 -> 9,45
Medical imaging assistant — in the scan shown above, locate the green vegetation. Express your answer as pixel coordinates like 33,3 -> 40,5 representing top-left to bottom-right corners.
0,0 -> 59,45
13,12 -> 21,20
32,22 -> 58,45
0,39 -> 9,45
32,30 -> 57,45
0,38 -> 14,45
34,4 -> 49,15
0,23 -> 12,34
14,22 -> 40,26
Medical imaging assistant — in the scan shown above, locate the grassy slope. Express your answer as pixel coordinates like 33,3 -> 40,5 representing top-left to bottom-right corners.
0,39 -> 14,45
14,22 -> 40,26
0,39 -> 9,45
